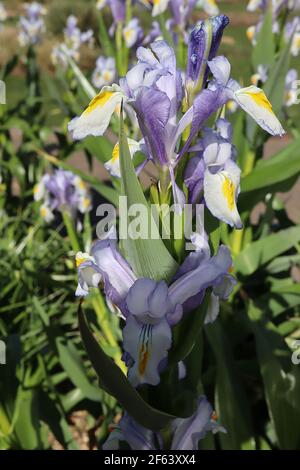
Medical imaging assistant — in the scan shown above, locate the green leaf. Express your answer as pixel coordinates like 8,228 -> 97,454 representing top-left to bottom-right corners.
241,137 -> 300,192
206,321 -> 255,450
251,8 -> 275,70
39,391 -> 79,450
235,226 -> 300,275
246,34 -> 292,146
13,389 -> 42,450
98,12 -> 114,57
266,254 -> 300,274
249,303 -> 300,449
169,293 -> 209,363
78,303 -> 175,431
80,135 -> 114,164
263,38 -> 292,116
55,336 -> 103,402
62,49 -> 95,100
119,104 -> 178,282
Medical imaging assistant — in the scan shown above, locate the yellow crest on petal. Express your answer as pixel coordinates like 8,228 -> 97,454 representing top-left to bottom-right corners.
138,343 -> 150,376
83,91 -> 114,116
112,143 -> 120,162
222,177 -> 235,211
75,252 -> 91,267
245,89 -> 273,113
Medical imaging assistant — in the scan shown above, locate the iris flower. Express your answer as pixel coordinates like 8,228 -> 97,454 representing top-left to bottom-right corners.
92,56 -> 116,89
34,170 -> 91,222
18,1 -> 46,46
123,18 -> 143,48
76,230 -> 233,387
103,396 -> 225,450
68,17 -> 284,211
185,118 -> 243,229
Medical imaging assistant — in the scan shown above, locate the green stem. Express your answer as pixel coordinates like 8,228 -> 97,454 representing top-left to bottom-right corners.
62,210 -> 80,253
243,149 -> 256,176
91,291 -> 126,373
126,0 -> 132,23
176,31 -> 185,70
116,22 -> 124,76
231,228 -> 244,257
98,12 -> 114,57
158,14 -> 174,47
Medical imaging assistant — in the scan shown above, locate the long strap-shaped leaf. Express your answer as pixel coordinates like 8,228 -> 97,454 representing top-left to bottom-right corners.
78,303 -> 175,431
119,102 -> 178,282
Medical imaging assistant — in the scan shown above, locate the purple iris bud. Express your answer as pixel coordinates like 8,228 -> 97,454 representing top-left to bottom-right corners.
209,15 -> 230,62
186,15 -> 229,88
186,25 -> 206,84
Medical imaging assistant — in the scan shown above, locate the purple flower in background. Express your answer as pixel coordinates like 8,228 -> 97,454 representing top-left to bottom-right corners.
92,56 -> 116,88
103,396 -> 225,450
251,64 -> 268,86
52,15 -> 93,65
18,2 -> 46,46
247,0 -> 299,13
247,0 -> 299,45
123,18 -> 144,48
286,17 -> 300,56
34,169 -> 91,222
169,0 -> 197,32
64,15 -> 93,49
284,69 -> 299,106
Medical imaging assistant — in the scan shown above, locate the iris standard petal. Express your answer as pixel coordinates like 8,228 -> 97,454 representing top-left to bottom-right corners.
92,238 -> 137,306
126,278 -> 158,317
179,88 -> 228,158
208,56 -> 231,87
132,86 -> 171,166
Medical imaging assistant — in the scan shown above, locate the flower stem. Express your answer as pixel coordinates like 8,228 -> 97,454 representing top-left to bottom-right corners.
91,291 -> 126,373
115,22 -> 124,76
243,150 -> 256,176
62,210 -> 80,253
